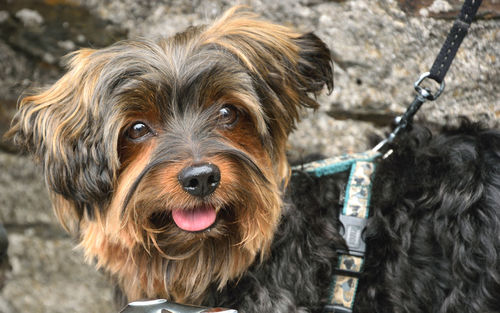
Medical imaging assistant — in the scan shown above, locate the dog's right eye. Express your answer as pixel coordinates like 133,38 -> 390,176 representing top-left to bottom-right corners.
126,122 -> 153,141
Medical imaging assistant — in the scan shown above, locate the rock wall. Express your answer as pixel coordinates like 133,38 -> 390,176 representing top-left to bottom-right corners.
0,0 -> 498,312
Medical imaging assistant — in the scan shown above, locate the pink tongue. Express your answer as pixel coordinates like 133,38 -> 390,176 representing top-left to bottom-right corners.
171,206 -> 216,232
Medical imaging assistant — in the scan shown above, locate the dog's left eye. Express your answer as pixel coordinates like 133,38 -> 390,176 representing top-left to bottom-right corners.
126,122 -> 153,141
218,105 -> 239,128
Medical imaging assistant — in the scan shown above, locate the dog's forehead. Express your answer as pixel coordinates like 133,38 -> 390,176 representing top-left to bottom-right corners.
100,40 -> 244,101
93,36 -> 267,133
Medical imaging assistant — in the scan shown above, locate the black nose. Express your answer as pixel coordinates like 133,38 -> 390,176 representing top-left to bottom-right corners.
178,163 -> 221,197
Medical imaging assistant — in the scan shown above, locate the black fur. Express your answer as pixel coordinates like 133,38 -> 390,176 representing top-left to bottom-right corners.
205,122 -> 500,313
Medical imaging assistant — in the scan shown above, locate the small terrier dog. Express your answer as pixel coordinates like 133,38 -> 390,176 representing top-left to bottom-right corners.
8,7 -> 500,313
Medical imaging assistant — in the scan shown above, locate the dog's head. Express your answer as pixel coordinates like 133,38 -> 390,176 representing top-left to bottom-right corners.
8,7 -> 332,303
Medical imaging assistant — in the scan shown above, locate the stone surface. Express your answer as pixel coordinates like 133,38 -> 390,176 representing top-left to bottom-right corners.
0,0 -> 498,312
398,0 -> 500,19
0,152 -> 116,313
0,0 -> 127,65
2,227 -> 115,313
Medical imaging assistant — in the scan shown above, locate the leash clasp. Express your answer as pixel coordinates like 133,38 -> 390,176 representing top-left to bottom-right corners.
414,72 -> 446,101
372,71 -> 446,153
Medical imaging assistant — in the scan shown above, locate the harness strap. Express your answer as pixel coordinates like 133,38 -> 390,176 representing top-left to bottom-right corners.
294,150 -> 380,177
326,160 -> 376,313
294,151 -> 379,313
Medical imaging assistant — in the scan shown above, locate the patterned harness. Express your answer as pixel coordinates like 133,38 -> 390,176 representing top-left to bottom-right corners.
293,150 -> 380,313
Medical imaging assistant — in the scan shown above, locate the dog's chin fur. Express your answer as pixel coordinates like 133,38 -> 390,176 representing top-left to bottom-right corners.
7,6 -> 500,313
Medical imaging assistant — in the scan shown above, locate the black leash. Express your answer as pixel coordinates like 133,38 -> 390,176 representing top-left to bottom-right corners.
373,0 -> 483,153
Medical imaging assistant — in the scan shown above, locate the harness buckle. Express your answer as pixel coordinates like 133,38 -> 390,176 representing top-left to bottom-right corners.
338,214 -> 367,257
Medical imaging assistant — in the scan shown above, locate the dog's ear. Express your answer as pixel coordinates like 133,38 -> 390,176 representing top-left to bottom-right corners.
202,7 -> 333,133
7,49 -> 119,227
293,31 -> 334,101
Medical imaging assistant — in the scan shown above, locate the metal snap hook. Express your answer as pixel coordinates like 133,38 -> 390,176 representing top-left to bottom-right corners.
414,72 -> 446,101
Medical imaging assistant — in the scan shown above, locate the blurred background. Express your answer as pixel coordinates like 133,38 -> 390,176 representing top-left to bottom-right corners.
0,0 -> 498,312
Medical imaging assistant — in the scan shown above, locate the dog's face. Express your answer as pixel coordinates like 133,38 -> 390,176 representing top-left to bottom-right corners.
9,8 -> 332,304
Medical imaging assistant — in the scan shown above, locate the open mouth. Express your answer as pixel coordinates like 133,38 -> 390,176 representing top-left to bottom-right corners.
171,205 -> 217,232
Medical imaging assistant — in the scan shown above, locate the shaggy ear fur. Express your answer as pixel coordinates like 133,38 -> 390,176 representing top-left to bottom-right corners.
294,32 -> 334,96
201,7 -> 333,135
7,49 -> 120,226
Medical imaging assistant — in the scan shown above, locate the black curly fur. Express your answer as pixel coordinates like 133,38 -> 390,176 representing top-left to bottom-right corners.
204,122 -> 500,313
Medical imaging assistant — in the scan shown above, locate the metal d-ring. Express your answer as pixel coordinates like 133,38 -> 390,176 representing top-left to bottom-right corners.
414,72 -> 446,101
